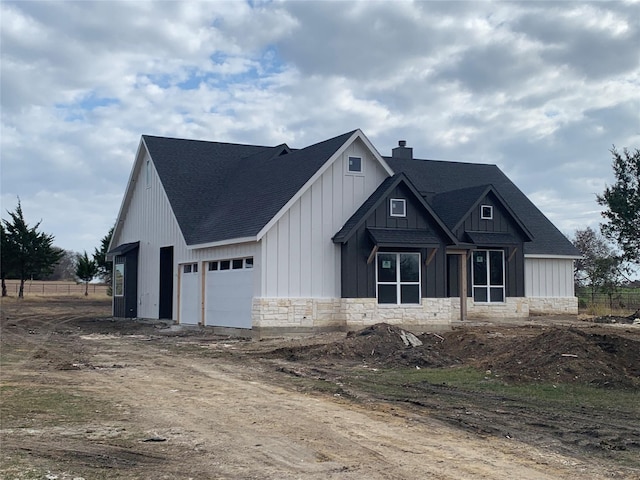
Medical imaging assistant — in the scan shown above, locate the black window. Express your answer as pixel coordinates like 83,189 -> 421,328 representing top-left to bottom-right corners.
376,253 -> 420,304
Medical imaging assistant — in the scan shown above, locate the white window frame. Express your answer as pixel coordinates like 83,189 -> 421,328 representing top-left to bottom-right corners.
376,252 -> 421,305
480,205 -> 493,220
346,156 -> 363,174
471,249 -> 505,303
390,198 -> 406,217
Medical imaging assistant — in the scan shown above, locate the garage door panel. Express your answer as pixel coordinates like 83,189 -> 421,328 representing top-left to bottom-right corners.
205,269 -> 253,329
179,264 -> 200,325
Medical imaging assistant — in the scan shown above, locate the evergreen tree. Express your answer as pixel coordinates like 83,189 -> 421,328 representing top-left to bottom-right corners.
93,226 -> 113,294
1,200 -> 64,297
76,251 -> 98,296
0,224 -> 18,297
597,147 -> 640,266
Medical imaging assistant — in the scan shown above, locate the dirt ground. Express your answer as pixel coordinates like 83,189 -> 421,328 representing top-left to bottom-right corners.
1,297 -> 639,479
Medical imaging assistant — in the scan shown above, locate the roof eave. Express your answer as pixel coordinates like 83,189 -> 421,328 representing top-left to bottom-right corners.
185,236 -> 258,250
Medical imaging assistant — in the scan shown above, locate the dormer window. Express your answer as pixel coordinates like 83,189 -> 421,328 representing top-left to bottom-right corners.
347,156 -> 362,173
390,198 -> 406,217
481,205 -> 493,220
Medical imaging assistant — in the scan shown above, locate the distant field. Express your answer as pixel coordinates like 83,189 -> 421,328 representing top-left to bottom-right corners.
2,280 -> 109,297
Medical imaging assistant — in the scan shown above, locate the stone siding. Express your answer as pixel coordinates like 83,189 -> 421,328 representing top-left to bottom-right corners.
528,297 -> 578,315
451,297 -> 530,320
252,296 -> 577,334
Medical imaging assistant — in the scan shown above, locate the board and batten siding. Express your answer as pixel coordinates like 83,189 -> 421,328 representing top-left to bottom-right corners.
113,148 -> 257,320
524,257 -> 575,297
260,139 -> 389,298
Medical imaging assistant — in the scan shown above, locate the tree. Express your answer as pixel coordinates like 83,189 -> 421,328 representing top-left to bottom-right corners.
75,251 -> 98,296
1,200 -> 64,297
0,224 -> 18,297
597,147 -> 640,266
572,227 -> 622,302
45,250 -> 78,281
93,226 -> 113,292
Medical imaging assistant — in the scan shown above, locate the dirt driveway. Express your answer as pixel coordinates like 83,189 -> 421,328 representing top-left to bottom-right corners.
1,297 -> 638,479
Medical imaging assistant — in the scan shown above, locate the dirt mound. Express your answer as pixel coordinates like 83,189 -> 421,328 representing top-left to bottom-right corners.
483,328 -> 640,388
592,309 -> 640,325
271,323 -> 640,388
270,323 -> 458,367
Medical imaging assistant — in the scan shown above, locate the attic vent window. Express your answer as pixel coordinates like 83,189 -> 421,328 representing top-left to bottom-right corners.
481,205 -> 493,220
347,156 -> 362,173
390,198 -> 406,217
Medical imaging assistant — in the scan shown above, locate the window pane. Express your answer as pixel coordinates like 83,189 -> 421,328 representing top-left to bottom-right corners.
473,287 -> 487,302
183,264 -> 192,273
114,263 -> 124,296
377,254 -> 396,282
232,259 -> 243,269
378,284 -> 397,304
400,254 -> 419,282
208,261 -> 218,271
489,251 -> 503,285
390,199 -> 406,217
401,285 -> 420,304
473,251 -> 487,285
192,263 -> 198,273
220,260 -> 230,270
490,287 -> 504,302
245,257 -> 253,268
348,156 -> 362,172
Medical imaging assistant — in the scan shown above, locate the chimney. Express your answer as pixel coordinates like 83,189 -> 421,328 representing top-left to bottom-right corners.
392,140 -> 413,160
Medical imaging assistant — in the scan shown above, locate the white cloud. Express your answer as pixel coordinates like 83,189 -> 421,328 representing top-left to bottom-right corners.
1,0 -> 638,255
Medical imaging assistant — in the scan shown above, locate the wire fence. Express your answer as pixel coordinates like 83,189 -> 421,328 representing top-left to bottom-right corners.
577,290 -> 640,312
2,280 -> 109,296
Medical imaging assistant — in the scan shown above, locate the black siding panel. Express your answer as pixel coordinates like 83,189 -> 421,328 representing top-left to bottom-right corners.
340,183 -> 450,299
112,248 -> 139,318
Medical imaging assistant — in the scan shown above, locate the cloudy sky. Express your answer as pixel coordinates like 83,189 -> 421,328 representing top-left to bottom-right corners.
1,0 -> 639,257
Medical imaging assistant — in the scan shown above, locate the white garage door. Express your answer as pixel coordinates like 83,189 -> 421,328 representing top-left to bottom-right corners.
204,258 -> 254,329
179,263 -> 201,325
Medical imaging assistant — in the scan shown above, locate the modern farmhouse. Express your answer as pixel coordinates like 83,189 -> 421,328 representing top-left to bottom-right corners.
108,130 -> 580,335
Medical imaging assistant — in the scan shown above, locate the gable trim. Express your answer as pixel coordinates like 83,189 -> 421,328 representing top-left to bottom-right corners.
333,173 -> 458,245
452,185 -> 534,241
256,130 -> 394,241
109,138 -> 147,252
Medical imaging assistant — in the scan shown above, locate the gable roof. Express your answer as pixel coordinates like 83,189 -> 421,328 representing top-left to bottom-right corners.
144,130 -> 358,246
332,173 -> 458,245
386,156 -> 580,257
431,184 -> 533,241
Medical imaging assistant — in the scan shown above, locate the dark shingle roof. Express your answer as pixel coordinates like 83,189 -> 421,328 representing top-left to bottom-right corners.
367,228 -> 441,247
465,231 -> 520,245
144,131 -> 356,245
386,157 -> 580,256
431,184 -> 491,231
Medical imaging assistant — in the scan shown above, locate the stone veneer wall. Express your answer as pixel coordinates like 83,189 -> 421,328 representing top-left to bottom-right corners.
339,298 -> 453,329
252,298 -> 343,329
451,297 -> 530,320
253,297 -> 452,330
528,297 -> 578,315
252,296 -> 578,332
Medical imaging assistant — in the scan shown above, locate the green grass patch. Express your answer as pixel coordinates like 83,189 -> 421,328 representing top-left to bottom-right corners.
0,385 -> 106,428
346,366 -> 640,412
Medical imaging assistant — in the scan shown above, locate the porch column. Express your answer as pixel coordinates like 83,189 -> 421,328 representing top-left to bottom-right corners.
459,251 -> 468,321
